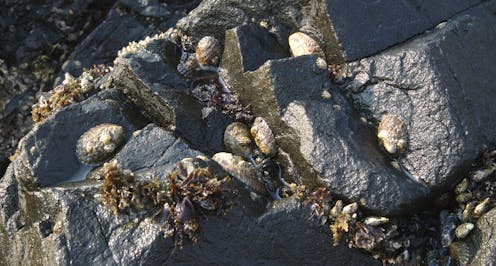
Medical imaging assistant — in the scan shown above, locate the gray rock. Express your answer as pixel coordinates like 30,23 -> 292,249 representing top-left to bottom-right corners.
463,208 -> 496,266
317,0 -> 482,62
15,89 -> 147,187
112,37 -> 232,154
341,0 -> 496,189
221,24 -> 429,215
0,121 -> 380,265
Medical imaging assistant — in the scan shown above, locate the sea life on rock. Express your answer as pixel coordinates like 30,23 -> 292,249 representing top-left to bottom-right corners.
224,122 -> 253,157
342,202 -> 358,215
363,216 -> 389,226
99,160 -> 137,215
440,212 -> 458,248
455,192 -> 473,204
449,241 -> 473,266
455,223 -> 474,239
471,150 -> 496,182
76,124 -> 126,165
473,197 -> 490,218
329,200 -> 343,219
177,52 -> 202,78
212,152 -> 266,195
455,178 -> 469,195
461,202 -> 475,222
288,32 -> 325,58
377,114 -> 407,155
195,36 -> 221,67
250,117 -> 277,157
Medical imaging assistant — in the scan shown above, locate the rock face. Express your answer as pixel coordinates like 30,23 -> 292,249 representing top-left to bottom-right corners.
318,0 -> 483,61
221,24 -> 429,215
112,36 -> 232,155
341,1 -> 496,189
464,208 -> 496,266
14,89 -> 146,187
0,110 -> 379,265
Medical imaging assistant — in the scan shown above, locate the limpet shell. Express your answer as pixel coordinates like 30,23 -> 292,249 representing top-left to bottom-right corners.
212,152 -> 265,194
250,117 -> 277,157
377,114 -> 407,154
195,36 -> 221,67
288,32 -> 325,58
224,122 -> 253,157
76,124 -> 125,165
455,223 -> 474,239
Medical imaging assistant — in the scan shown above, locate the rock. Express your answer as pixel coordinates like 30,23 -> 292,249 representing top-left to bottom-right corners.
0,121 -> 380,265
112,35 -> 232,154
460,208 -> 496,266
14,89 -> 147,187
58,0 -> 195,81
317,0 -> 482,62
340,1 -> 496,189
221,24 -> 429,215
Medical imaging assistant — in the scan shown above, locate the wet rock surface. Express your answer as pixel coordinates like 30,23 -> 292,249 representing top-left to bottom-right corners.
15,88 -> 146,187
340,1 -> 496,190
2,0 -> 496,264
221,24 -> 429,215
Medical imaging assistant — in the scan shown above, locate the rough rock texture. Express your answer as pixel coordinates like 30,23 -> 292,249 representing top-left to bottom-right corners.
220,24 -> 429,215
464,208 -> 496,266
0,0 -> 115,176
112,37 -> 232,155
0,118 -> 380,265
15,89 -> 147,187
58,0 -> 198,81
176,0 -> 482,63
319,0 -> 482,62
341,1 -> 496,190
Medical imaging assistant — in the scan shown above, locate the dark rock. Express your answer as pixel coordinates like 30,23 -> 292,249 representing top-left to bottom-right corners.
318,0 -> 482,62
175,0 -> 313,50
57,0 -> 194,81
221,24 -> 429,215
15,89 -> 147,187
0,122 -> 380,265
340,0 -> 496,190
112,37 -> 232,155
461,208 -> 496,266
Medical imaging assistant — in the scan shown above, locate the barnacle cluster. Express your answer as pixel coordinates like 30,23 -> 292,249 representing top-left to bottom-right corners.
116,31 -> 171,59
31,64 -> 111,123
377,114 -> 408,155
98,157 -> 232,247
298,149 -> 496,264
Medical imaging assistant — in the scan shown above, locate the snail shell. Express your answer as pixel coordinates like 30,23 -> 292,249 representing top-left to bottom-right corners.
212,152 -> 266,194
224,122 -> 253,157
76,124 -> 126,165
377,114 -> 407,155
195,36 -> 221,67
250,117 -> 277,157
288,32 -> 325,58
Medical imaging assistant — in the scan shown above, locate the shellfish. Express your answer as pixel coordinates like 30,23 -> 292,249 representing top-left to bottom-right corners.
195,36 -> 221,67
377,114 -> 407,155
212,152 -> 266,195
288,32 -> 325,58
224,122 -> 253,157
455,223 -> 474,239
76,124 -> 126,165
250,117 -> 277,157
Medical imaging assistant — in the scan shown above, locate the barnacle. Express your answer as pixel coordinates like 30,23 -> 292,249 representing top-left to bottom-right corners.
250,117 -> 277,157
31,65 -> 110,123
377,114 -> 407,155
288,32 -> 325,58
195,36 -> 221,67
76,124 -> 126,165
224,122 -> 253,157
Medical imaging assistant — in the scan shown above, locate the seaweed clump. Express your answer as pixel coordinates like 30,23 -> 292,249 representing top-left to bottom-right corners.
32,64 -> 111,123
99,158 -> 233,247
